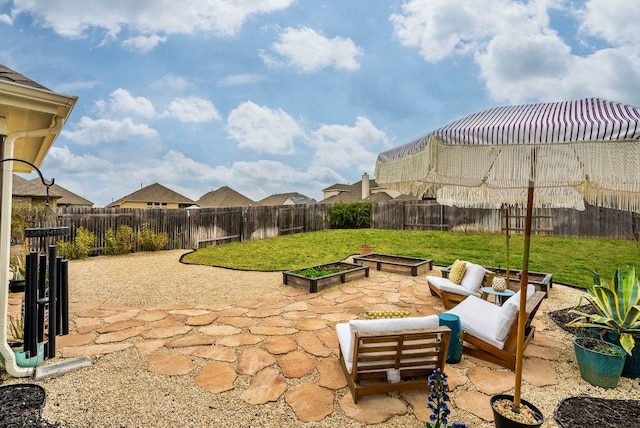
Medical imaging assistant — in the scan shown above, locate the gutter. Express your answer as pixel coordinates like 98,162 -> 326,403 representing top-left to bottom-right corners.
0,117 -> 63,377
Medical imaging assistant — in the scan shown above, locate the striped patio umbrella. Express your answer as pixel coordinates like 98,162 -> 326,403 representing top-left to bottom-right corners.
375,97 -> 640,409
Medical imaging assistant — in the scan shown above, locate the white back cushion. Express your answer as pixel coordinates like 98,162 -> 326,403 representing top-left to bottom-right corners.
460,262 -> 486,294
495,286 -> 537,342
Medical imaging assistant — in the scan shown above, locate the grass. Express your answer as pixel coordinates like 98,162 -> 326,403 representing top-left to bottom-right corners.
181,229 -> 640,289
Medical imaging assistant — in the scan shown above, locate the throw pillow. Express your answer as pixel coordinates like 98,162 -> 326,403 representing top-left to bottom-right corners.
449,259 -> 466,284
363,310 -> 411,320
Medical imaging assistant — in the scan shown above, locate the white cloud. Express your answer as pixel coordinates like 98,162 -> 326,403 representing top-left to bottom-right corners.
226,101 -> 305,154
62,116 -> 159,145
9,0 -> 295,48
106,88 -> 157,118
0,13 -> 13,24
162,97 -> 221,123
94,89 -> 220,123
261,26 -> 362,73
391,0 -> 640,104
45,145 -> 113,173
54,79 -> 101,93
218,73 -> 266,86
309,116 -> 388,171
149,75 -> 192,92
122,34 -> 167,52
579,0 -> 640,46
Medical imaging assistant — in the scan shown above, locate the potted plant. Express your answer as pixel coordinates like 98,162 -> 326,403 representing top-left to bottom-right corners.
567,266 -> 640,378
573,336 -> 626,388
490,394 -> 544,428
0,316 -> 45,368
359,243 -> 373,255
9,256 -> 26,293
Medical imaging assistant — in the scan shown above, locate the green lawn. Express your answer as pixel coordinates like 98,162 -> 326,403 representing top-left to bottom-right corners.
181,229 -> 639,289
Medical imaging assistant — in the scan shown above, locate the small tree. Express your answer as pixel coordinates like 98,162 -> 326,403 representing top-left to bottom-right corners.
57,227 -> 96,260
138,223 -> 168,251
104,225 -> 135,255
328,202 -> 371,229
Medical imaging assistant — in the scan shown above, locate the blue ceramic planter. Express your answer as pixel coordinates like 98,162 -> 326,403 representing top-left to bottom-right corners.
573,337 -> 626,388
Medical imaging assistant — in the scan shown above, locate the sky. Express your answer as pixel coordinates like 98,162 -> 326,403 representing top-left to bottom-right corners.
2,0 -> 640,207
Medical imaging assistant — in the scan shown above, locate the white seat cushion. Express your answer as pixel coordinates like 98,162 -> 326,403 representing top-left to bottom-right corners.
336,315 -> 439,373
427,276 -> 480,297
447,296 -> 506,349
460,261 -> 486,294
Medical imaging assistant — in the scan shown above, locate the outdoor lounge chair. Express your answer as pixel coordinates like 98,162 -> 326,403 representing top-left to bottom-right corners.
427,260 -> 496,309
445,287 -> 545,370
335,315 -> 451,403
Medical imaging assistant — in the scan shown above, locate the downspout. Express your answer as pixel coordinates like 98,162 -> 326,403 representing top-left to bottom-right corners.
0,117 -> 63,377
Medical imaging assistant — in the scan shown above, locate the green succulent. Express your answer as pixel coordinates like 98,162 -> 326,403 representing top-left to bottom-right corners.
567,267 -> 640,355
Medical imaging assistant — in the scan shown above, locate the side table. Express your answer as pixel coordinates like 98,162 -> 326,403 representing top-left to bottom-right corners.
480,286 -> 515,305
437,313 -> 463,364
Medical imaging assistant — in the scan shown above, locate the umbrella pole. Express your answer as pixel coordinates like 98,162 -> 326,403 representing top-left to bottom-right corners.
514,182 -> 534,408
505,207 -> 510,283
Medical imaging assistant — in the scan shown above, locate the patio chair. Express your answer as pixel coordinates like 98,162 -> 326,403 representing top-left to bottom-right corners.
427,260 -> 496,309
445,287 -> 545,370
335,315 -> 451,403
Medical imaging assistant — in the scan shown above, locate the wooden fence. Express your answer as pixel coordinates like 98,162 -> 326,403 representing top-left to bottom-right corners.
26,201 -> 638,253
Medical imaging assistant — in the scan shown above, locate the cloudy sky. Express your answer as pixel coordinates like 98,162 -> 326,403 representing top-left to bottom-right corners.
2,0 -> 640,207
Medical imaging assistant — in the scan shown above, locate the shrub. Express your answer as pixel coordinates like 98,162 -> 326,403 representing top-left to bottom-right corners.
138,224 -> 168,251
57,227 -> 96,259
104,225 -> 135,255
328,202 -> 371,229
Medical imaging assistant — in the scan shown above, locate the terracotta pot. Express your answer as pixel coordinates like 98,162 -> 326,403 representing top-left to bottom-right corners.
359,245 -> 373,255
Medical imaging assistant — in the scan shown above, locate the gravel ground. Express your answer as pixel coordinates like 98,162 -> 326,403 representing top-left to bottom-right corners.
2,249 -> 639,427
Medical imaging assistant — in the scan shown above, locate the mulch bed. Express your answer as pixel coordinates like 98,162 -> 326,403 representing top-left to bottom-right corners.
555,397 -> 640,428
548,307 -> 640,428
547,304 -> 597,334
0,383 -> 62,428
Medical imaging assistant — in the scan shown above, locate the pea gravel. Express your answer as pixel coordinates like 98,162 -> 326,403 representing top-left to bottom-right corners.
2,250 -> 638,428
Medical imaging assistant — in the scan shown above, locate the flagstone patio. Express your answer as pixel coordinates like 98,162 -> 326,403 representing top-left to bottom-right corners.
5,262 -> 574,427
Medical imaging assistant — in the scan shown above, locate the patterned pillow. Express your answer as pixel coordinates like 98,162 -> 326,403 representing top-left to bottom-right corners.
448,259 -> 466,284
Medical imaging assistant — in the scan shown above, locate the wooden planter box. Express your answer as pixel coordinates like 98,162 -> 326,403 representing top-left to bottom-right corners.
352,253 -> 433,276
282,262 -> 369,293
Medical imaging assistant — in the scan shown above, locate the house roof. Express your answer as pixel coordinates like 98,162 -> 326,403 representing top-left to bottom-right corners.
0,65 -> 50,90
29,178 -> 93,206
106,183 -> 197,207
11,174 -> 61,199
258,192 -> 317,206
0,64 -> 77,172
197,186 -> 254,208
321,178 -> 377,203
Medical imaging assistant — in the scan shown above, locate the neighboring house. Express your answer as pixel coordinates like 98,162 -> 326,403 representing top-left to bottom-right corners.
29,178 -> 93,207
106,183 -> 197,209
11,174 -> 62,209
197,186 -> 254,208
258,192 -> 317,206
321,173 -> 409,203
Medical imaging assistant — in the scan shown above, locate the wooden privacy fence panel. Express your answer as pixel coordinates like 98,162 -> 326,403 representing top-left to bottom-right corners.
36,201 -> 637,254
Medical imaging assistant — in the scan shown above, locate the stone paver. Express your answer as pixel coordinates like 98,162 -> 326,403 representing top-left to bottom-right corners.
338,394 -> 408,424
455,390 -> 494,421
278,351 -> 316,378
467,366 -> 514,394
316,357 -> 347,389
236,348 -> 276,375
58,264 -> 574,426
285,383 -> 334,422
146,353 -> 195,375
262,336 -> 298,354
195,361 -> 237,393
240,367 -> 287,404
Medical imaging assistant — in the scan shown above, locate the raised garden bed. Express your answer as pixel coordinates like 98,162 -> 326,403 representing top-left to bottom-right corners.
282,262 -> 369,293
352,253 -> 432,276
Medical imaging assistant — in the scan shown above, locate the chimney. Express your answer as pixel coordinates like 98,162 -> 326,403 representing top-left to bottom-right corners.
361,172 -> 370,199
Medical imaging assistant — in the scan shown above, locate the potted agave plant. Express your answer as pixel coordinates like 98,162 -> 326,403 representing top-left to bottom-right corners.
567,266 -> 640,379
